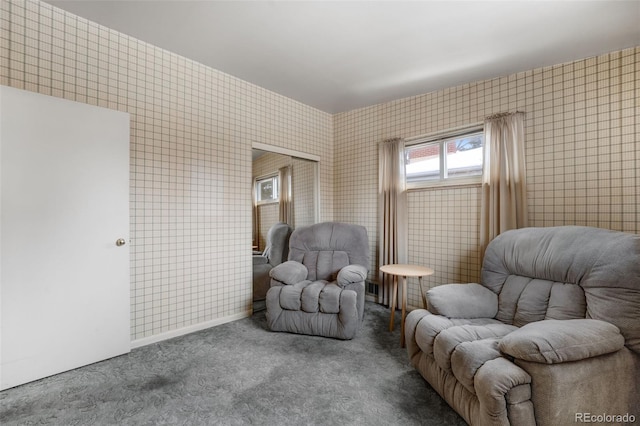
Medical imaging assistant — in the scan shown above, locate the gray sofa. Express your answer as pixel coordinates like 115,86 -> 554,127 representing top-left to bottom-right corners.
253,222 -> 292,304
266,222 -> 369,340
406,226 -> 640,426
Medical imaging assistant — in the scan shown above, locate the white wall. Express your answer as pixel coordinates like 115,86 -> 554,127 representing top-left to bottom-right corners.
0,0 -> 334,342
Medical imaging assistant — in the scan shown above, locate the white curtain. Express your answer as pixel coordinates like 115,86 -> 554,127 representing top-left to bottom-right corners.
378,138 -> 408,307
480,112 -> 528,258
279,165 -> 293,227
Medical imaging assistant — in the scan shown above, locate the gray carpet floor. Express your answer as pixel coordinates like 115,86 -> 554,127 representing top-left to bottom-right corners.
0,302 -> 466,425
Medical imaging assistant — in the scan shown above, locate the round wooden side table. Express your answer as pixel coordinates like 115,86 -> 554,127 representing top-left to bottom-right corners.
380,263 -> 434,347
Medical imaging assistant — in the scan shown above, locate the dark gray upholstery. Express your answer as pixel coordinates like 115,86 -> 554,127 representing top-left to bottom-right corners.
266,222 -> 370,340
252,222 -> 292,302
406,226 -> 640,426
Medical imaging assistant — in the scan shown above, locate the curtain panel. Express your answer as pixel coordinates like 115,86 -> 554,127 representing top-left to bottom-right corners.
377,138 -> 408,307
279,165 -> 293,227
480,112 -> 528,258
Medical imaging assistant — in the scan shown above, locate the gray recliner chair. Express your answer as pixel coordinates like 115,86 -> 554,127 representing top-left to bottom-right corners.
406,226 -> 640,426
266,222 -> 370,340
253,222 -> 292,305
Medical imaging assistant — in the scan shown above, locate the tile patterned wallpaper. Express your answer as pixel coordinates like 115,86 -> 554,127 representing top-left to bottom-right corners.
291,157 -> 317,228
335,47 -> 639,309
1,0 -> 333,341
2,0 -> 638,336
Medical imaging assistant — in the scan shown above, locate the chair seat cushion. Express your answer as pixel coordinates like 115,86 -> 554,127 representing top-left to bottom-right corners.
433,323 -> 519,373
415,316 -> 519,396
278,280 -> 344,314
414,314 -> 507,357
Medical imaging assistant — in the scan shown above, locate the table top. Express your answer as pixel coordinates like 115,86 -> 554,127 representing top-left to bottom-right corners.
380,263 -> 434,277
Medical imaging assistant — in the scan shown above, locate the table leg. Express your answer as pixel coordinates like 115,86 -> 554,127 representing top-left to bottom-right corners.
401,275 -> 407,348
389,274 -> 398,331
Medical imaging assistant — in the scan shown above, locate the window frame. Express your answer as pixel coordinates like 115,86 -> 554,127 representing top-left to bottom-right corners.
255,173 -> 279,205
405,126 -> 484,190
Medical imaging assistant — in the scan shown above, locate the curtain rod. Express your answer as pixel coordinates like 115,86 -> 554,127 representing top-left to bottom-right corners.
485,111 -> 525,121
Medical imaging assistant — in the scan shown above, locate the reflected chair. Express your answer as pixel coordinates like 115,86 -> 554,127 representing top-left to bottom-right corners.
253,222 -> 292,309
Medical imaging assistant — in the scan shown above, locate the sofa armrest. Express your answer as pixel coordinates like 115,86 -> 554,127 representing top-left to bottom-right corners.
474,357 -> 533,423
337,264 -> 368,288
253,255 -> 268,266
269,260 -> 308,285
499,319 -> 625,364
427,283 -> 498,318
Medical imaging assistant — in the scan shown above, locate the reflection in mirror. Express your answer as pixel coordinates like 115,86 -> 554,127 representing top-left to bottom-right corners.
252,149 -> 318,251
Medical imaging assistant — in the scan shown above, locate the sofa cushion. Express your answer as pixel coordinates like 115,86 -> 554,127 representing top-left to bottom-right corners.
414,314 -> 505,357
266,284 -> 360,340
288,222 -> 370,282
300,280 -> 325,312
337,264 -> 367,288
494,277 -> 588,327
278,281 -> 309,310
318,282 -> 342,314
302,250 -> 349,281
277,279 -> 346,314
545,282 -> 586,320
270,260 -> 308,285
482,226 -> 640,354
433,323 -> 518,373
427,283 -> 498,318
499,319 -> 625,364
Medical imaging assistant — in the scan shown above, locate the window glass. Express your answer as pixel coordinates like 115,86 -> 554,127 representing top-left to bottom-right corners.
256,176 -> 279,203
406,142 -> 440,183
445,133 -> 483,178
405,129 -> 484,187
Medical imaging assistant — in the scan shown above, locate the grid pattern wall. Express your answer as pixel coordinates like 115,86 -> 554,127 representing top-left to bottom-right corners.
292,158 -> 316,228
334,47 -> 639,309
406,187 -> 482,303
1,0 -> 333,341
257,204 -> 279,251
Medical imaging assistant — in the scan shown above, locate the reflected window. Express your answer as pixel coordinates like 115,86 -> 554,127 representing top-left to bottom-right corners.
256,175 -> 279,204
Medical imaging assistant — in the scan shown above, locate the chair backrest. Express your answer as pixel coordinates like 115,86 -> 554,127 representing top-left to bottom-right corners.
263,222 -> 292,267
481,226 -> 640,354
288,222 -> 370,281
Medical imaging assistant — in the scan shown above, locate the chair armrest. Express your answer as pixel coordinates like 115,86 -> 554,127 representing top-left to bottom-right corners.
269,260 -> 308,285
499,319 -> 625,364
253,255 -> 268,266
427,283 -> 498,318
337,265 -> 368,288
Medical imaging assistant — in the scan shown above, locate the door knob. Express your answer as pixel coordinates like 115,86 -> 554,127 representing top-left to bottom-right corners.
115,238 -> 126,247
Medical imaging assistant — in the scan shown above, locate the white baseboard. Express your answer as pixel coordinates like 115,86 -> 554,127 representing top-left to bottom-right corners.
130,310 -> 252,349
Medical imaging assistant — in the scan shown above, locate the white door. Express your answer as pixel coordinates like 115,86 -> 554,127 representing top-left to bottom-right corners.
0,86 -> 130,390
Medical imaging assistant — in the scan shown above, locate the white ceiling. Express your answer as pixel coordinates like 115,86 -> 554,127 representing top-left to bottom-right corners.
46,1 -> 640,114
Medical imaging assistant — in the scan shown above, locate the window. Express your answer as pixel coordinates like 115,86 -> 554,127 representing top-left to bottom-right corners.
405,129 -> 484,187
255,175 -> 279,204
